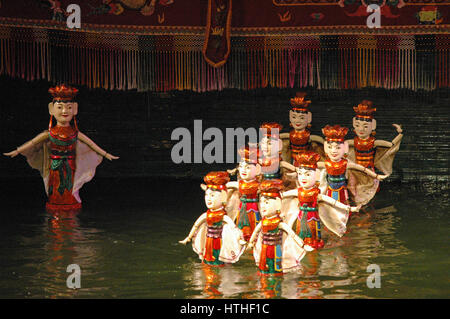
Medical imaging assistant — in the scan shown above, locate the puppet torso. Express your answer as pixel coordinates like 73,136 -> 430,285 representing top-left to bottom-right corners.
239,180 -> 259,199
354,136 -> 375,169
290,129 -> 311,155
260,155 -> 281,179
325,158 -> 349,204
46,125 -> 80,210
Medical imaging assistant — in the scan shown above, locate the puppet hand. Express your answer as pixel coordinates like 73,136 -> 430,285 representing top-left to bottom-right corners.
179,237 -> 190,245
3,150 -> 19,158
227,168 -> 237,175
239,239 -> 247,246
351,204 -> 362,213
105,153 -> 119,161
304,245 -> 314,252
247,243 -> 254,250
392,124 -> 402,134
377,174 -> 389,181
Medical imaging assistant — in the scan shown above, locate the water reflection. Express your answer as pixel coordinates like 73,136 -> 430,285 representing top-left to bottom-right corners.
190,263 -> 248,298
34,210 -> 105,298
184,204 -> 411,299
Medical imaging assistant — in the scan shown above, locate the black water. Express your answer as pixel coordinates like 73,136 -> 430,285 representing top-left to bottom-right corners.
0,178 -> 448,298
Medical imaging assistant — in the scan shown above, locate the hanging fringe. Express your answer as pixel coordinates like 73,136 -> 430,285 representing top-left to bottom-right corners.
0,26 -> 448,92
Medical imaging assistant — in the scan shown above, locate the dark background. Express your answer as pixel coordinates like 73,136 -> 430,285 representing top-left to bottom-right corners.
0,75 -> 449,187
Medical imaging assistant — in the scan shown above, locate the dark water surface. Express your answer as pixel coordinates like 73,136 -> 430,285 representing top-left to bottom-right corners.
0,178 -> 448,299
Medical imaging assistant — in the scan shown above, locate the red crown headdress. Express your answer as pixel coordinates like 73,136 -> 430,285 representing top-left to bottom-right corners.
292,151 -> 321,170
204,171 -> 230,191
238,145 -> 260,165
259,179 -> 284,198
322,125 -> 349,143
353,100 -> 376,121
48,84 -> 78,102
260,122 -> 283,139
290,92 -> 311,113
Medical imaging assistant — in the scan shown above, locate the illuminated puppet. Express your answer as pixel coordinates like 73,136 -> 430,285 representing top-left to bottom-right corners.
346,101 -> 403,206
3,85 -> 119,211
179,171 -> 246,266
279,92 -> 325,164
226,145 -> 261,241
318,125 -> 388,206
247,179 -> 312,275
259,122 -> 297,183
281,152 -> 361,249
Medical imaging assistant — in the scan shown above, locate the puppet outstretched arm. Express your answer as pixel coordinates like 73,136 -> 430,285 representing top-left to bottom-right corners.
391,124 -> 403,145
280,161 -> 295,172
316,161 -> 326,169
374,124 -> 403,148
179,213 -> 207,245
318,194 -> 361,213
345,139 -> 354,146
281,189 -> 297,198
247,223 -> 262,249
227,167 -> 238,176
226,181 -> 239,190
4,131 -> 48,157
310,135 -> 324,144
279,222 -> 315,252
347,161 -> 388,180
78,132 -> 119,161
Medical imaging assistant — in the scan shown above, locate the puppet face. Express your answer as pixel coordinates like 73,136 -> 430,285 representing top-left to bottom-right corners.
353,118 -> 375,139
289,111 -> 311,131
204,188 -> 226,210
238,161 -> 260,181
49,101 -> 77,126
296,167 -> 317,189
325,141 -> 348,162
259,195 -> 281,218
260,136 -> 281,158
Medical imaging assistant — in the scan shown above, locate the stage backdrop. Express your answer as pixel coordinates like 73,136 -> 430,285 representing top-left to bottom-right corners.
0,0 -> 449,92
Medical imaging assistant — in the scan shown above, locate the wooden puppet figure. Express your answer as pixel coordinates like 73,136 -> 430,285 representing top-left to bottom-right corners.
259,122 -> 295,183
248,179 -> 312,276
346,101 -> 403,206
226,146 -> 262,241
179,172 -> 246,266
282,152 -> 361,248
3,85 -> 119,212
318,125 -> 388,207
259,123 -> 283,180
279,92 -> 325,164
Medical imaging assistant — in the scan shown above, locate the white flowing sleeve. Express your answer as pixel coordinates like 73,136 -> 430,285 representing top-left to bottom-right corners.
19,137 -> 50,194
219,222 -> 246,263
72,140 -> 103,202
281,231 -> 306,273
192,224 -> 207,261
318,197 -> 349,237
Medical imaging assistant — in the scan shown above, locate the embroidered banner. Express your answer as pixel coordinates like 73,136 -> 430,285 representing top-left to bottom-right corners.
0,1 -> 449,91
203,0 -> 232,67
